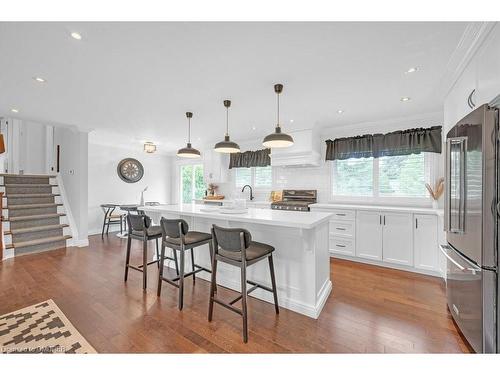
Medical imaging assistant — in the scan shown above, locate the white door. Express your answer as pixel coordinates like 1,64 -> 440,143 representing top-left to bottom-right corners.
355,210 -> 382,260
413,214 -> 438,271
382,212 -> 413,266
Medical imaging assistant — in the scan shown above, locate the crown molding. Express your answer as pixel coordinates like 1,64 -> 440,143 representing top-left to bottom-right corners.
436,22 -> 496,99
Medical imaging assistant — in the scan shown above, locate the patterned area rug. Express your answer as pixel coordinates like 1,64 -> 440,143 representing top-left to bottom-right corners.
0,299 -> 96,354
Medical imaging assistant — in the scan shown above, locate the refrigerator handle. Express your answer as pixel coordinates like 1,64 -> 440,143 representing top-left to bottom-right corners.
444,140 -> 450,232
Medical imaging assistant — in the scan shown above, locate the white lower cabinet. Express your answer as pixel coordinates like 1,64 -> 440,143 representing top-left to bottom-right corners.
355,211 -> 383,260
413,214 -> 438,272
382,212 -> 413,266
311,205 -> 442,277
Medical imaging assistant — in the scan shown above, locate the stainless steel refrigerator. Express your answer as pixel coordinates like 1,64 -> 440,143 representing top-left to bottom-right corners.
442,104 -> 498,353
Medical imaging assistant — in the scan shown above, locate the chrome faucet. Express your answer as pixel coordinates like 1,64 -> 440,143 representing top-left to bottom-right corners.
241,185 -> 254,201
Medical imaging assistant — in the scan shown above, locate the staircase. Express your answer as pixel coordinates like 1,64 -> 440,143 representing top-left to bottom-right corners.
1,174 -> 71,257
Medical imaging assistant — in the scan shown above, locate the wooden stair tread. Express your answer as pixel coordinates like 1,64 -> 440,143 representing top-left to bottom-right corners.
0,173 -> 57,178
4,193 -> 60,198
1,184 -> 58,187
3,213 -> 66,222
5,203 -> 63,210
5,235 -> 72,249
4,224 -> 69,235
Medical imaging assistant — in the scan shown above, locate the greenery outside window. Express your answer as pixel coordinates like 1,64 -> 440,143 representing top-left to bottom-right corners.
332,153 -> 433,203
235,166 -> 272,188
180,164 -> 206,203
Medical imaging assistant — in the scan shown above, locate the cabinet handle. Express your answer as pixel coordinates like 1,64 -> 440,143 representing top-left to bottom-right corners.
335,244 -> 346,248
383,215 -> 386,225
415,218 -> 418,229
335,227 -> 346,231
336,213 -> 346,216
379,215 -> 382,225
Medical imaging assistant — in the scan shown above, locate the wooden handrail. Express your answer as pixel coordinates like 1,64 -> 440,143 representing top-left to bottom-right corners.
0,191 -> 3,261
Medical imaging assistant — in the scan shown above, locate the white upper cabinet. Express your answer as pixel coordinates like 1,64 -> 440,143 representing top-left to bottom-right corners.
413,214 -> 439,272
476,24 -> 500,105
203,150 -> 229,184
356,210 -> 383,260
444,59 -> 477,132
382,212 -> 413,266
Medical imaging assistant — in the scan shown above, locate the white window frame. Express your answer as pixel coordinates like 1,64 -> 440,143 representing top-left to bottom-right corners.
233,166 -> 273,190
330,153 -> 439,207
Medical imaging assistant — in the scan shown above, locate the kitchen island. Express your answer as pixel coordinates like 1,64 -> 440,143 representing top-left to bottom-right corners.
140,204 -> 332,318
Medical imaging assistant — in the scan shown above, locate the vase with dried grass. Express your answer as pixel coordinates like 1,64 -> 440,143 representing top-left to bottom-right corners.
426,178 -> 444,209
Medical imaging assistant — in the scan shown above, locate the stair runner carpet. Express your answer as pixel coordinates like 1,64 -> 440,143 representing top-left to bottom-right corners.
2,174 -> 71,255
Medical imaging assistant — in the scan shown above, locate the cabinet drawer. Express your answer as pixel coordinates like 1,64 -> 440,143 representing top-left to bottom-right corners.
330,220 -> 355,237
330,209 -> 355,221
330,236 -> 355,256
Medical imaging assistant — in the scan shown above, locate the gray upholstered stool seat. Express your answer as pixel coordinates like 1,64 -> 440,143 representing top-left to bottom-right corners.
124,212 -> 165,291
132,225 -> 162,237
164,231 -> 212,246
219,241 -> 274,261
157,218 -> 214,311
208,224 -> 279,343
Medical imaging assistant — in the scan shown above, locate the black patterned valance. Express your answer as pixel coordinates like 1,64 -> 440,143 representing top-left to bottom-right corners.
325,126 -> 442,161
229,148 -> 271,169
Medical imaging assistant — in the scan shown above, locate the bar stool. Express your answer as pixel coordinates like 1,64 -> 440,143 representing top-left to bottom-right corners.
208,224 -> 279,343
100,204 -> 126,238
124,211 -> 164,290
157,217 -> 213,310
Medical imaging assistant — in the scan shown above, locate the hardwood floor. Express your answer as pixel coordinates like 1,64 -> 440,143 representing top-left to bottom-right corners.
0,234 -> 471,353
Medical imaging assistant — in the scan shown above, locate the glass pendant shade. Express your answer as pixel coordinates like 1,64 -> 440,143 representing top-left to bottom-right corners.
214,99 -> 240,153
177,112 -> 201,158
262,83 -> 294,148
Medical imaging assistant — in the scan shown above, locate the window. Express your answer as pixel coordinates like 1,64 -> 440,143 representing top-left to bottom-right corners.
332,153 -> 432,201
180,164 -> 206,203
234,166 -> 272,188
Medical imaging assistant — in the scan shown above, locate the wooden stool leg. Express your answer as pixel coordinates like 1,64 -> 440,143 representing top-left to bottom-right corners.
124,236 -> 132,281
178,247 -> 185,310
172,248 -> 179,275
190,248 -> 196,284
208,257 -> 218,322
208,240 -> 217,294
240,264 -> 248,343
101,216 -> 107,239
157,242 -> 166,296
142,239 -> 148,291
268,255 -> 279,314
155,238 -> 160,269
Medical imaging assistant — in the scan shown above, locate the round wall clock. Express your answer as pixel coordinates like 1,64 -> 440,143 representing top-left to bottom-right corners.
117,158 -> 144,183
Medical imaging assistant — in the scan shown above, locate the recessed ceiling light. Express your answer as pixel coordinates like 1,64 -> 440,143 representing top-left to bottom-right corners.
70,32 -> 82,40
405,67 -> 418,74
337,110 -> 344,114
252,126 -> 256,130
11,108 -> 19,113
290,119 -> 294,123
33,77 -> 46,83
401,97 -> 411,102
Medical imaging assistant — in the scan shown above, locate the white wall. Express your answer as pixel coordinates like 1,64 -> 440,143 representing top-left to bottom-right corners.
88,142 -> 172,235
54,126 -> 89,245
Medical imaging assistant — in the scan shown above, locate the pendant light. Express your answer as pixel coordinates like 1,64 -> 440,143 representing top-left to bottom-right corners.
214,100 -> 240,153
177,112 -> 201,158
262,83 -> 294,148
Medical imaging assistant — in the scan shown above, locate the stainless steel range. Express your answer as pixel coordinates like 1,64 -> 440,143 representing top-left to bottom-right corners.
271,190 -> 317,211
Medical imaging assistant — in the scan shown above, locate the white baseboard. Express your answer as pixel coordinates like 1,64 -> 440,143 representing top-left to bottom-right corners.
68,238 -> 89,247
1,248 -> 14,260
330,253 -> 443,278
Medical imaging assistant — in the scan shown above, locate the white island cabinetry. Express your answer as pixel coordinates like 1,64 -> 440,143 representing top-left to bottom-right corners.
310,204 -> 442,277
140,204 -> 332,319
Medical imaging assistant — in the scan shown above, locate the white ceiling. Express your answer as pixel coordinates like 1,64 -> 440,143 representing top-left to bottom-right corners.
0,22 -> 467,153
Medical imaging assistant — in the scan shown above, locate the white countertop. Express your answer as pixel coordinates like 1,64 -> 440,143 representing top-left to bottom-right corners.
310,202 -> 443,216
140,204 -> 331,229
